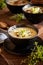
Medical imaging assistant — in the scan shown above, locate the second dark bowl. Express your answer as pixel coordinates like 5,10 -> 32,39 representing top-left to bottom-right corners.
22,4 -> 43,24
6,0 -> 29,13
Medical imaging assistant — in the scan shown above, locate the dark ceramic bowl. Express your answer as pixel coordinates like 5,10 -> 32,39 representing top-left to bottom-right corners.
6,0 -> 29,13
22,4 -> 43,24
8,24 -> 38,46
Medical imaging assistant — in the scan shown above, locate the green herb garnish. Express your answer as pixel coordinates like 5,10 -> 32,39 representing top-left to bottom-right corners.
9,13 -> 25,22
21,42 -> 43,65
0,0 -> 6,9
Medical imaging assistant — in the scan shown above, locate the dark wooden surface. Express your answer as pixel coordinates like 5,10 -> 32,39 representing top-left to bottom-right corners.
0,55 -> 8,65
0,8 -> 43,65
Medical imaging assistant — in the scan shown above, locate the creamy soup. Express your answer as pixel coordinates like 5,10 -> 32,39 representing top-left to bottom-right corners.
7,0 -> 29,6
24,6 -> 43,14
9,27 -> 37,39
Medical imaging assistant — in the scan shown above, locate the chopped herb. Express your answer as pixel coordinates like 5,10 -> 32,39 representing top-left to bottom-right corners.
9,13 -> 25,22
21,42 -> 43,65
0,0 -> 6,9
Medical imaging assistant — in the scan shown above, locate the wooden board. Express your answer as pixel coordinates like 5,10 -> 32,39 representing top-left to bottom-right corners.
0,8 -> 43,65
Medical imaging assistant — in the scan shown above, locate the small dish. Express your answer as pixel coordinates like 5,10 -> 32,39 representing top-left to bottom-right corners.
0,33 -> 8,44
3,38 -> 35,55
3,37 -> 43,55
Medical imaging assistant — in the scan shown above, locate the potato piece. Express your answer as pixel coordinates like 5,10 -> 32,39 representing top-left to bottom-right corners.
0,22 -> 7,28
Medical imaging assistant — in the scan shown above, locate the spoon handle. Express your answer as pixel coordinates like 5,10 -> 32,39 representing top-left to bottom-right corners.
1,53 -> 14,65
0,28 -> 7,32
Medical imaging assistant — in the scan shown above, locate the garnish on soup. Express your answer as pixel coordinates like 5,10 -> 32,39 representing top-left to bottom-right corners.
24,6 -> 43,14
7,0 -> 29,6
9,27 -> 37,38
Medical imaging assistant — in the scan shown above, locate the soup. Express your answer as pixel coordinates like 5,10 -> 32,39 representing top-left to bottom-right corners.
24,6 -> 43,14
9,27 -> 37,39
7,0 -> 29,6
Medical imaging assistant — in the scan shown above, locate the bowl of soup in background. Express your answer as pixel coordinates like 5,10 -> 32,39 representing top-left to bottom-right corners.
6,0 -> 29,13
22,4 -> 43,24
8,24 -> 38,46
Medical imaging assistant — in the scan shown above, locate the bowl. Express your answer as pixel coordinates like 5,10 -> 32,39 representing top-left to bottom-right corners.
8,24 -> 38,46
6,0 -> 29,13
22,4 -> 43,24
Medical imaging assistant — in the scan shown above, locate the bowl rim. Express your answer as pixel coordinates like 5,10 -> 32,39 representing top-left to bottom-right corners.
22,4 -> 43,14
6,0 -> 29,6
8,24 -> 38,40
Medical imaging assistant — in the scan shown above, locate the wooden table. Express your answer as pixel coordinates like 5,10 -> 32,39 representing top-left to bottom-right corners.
0,8 -> 43,65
